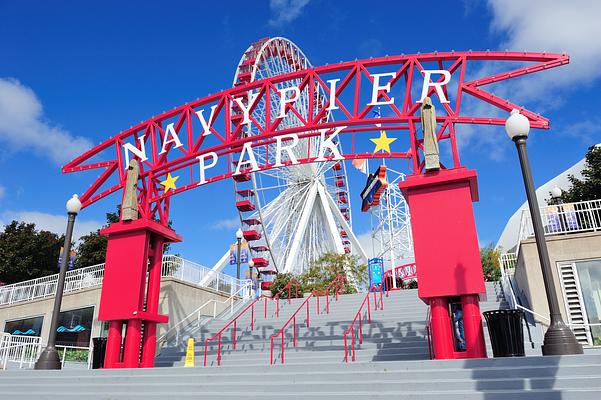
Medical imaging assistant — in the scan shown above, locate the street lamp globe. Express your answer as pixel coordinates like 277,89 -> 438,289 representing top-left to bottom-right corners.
551,186 -> 563,199
505,109 -> 530,140
66,194 -> 82,214
236,228 -> 243,240
248,259 -> 254,268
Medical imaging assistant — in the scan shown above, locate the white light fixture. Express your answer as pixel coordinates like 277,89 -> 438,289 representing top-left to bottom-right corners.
66,194 -> 82,214
248,259 -> 254,268
505,109 -> 530,140
236,228 -> 243,240
551,186 -> 562,199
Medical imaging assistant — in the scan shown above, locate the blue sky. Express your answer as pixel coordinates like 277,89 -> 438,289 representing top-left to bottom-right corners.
1,0 -> 600,276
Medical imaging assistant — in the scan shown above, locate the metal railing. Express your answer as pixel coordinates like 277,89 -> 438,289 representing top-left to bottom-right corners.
343,285 -> 384,362
270,275 -> 345,365
383,263 -> 417,290
0,264 -> 104,306
500,252 -> 601,346
157,280 -> 253,347
203,295 -> 266,367
518,199 -> 601,241
0,333 -> 91,370
0,255 -> 247,306
272,279 -> 300,317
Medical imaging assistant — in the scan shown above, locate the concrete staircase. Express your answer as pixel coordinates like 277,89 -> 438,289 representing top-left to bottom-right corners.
2,282 -> 600,398
155,281 -> 535,367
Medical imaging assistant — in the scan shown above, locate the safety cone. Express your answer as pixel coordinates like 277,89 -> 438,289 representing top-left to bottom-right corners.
184,337 -> 195,368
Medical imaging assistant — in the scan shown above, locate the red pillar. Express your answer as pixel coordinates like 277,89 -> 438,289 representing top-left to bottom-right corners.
104,321 -> 123,368
140,236 -> 165,367
430,297 -> 454,359
98,218 -> 181,368
461,294 -> 487,358
123,319 -> 142,367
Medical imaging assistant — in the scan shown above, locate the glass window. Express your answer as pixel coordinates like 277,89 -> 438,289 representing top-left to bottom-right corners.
4,316 -> 44,336
575,260 -> 601,346
56,306 -> 94,347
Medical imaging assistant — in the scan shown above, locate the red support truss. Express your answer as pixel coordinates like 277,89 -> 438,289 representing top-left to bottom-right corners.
62,51 -> 568,222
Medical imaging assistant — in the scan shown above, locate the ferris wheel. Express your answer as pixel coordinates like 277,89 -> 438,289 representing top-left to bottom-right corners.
226,37 -> 366,276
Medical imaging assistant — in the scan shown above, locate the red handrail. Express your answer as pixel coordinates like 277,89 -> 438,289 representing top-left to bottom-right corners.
325,274 -> 346,313
272,278 -> 299,317
270,274 -> 344,364
343,285 -> 384,362
384,263 -> 417,290
204,295 -> 267,366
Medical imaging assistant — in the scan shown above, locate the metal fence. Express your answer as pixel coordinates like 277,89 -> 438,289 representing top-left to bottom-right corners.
0,333 -> 91,370
519,199 -> 601,240
0,255 -> 247,306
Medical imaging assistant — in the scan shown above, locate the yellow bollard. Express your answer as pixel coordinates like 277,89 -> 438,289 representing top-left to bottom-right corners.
184,337 -> 195,368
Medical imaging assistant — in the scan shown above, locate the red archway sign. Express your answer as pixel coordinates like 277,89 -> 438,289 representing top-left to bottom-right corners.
63,49 -> 568,367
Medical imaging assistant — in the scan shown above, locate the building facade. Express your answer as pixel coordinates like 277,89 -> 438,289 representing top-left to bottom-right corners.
0,256 -> 249,351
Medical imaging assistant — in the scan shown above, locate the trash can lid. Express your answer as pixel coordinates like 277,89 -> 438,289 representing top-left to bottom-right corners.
483,309 -> 524,316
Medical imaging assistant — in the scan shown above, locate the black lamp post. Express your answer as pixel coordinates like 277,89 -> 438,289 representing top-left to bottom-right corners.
235,228 -> 243,280
35,194 -> 82,370
505,109 -> 583,356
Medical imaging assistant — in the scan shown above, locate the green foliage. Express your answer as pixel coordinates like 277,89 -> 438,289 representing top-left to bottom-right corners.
299,252 -> 367,294
75,207 -> 172,269
548,145 -> 601,204
74,209 -> 120,269
480,244 -> 501,282
268,252 -> 367,297
269,272 -> 302,299
0,221 -> 63,284
57,348 -> 89,363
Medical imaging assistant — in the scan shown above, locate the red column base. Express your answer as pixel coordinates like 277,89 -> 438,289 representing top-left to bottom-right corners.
429,295 -> 487,360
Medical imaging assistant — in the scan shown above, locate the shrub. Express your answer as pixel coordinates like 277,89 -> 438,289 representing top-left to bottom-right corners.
269,272 -> 302,298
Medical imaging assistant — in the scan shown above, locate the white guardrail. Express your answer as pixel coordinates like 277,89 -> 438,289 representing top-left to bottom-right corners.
157,281 -> 252,347
0,255 -> 249,306
0,333 -> 91,370
518,199 -> 601,241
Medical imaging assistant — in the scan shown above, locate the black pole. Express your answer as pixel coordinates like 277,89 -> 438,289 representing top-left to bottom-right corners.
35,212 -> 77,369
236,237 -> 242,281
513,137 -> 583,355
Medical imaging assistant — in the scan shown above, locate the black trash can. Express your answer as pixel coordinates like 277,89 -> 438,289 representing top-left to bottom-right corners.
92,337 -> 107,369
483,309 -> 525,357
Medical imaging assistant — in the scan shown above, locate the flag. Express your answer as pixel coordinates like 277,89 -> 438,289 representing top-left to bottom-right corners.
230,240 -> 249,265
352,158 -> 369,174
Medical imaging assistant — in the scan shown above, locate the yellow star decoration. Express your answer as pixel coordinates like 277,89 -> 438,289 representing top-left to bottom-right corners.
370,131 -> 397,154
160,173 -> 179,192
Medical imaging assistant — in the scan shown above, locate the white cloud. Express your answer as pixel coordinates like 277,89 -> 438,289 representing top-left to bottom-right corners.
356,230 -> 381,259
1,210 -> 103,242
268,0 -> 311,27
0,78 -> 93,165
212,217 -> 241,230
454,1 -> 601,160
487,0 -> 601,95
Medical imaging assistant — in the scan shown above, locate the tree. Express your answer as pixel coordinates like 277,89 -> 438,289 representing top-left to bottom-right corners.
480,244 -> 501,282
548,145 -> 601,204
0,221 -> 63,284
298,252 -> 367,294
74,209 -> 119,269
75,207 -> 173,269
